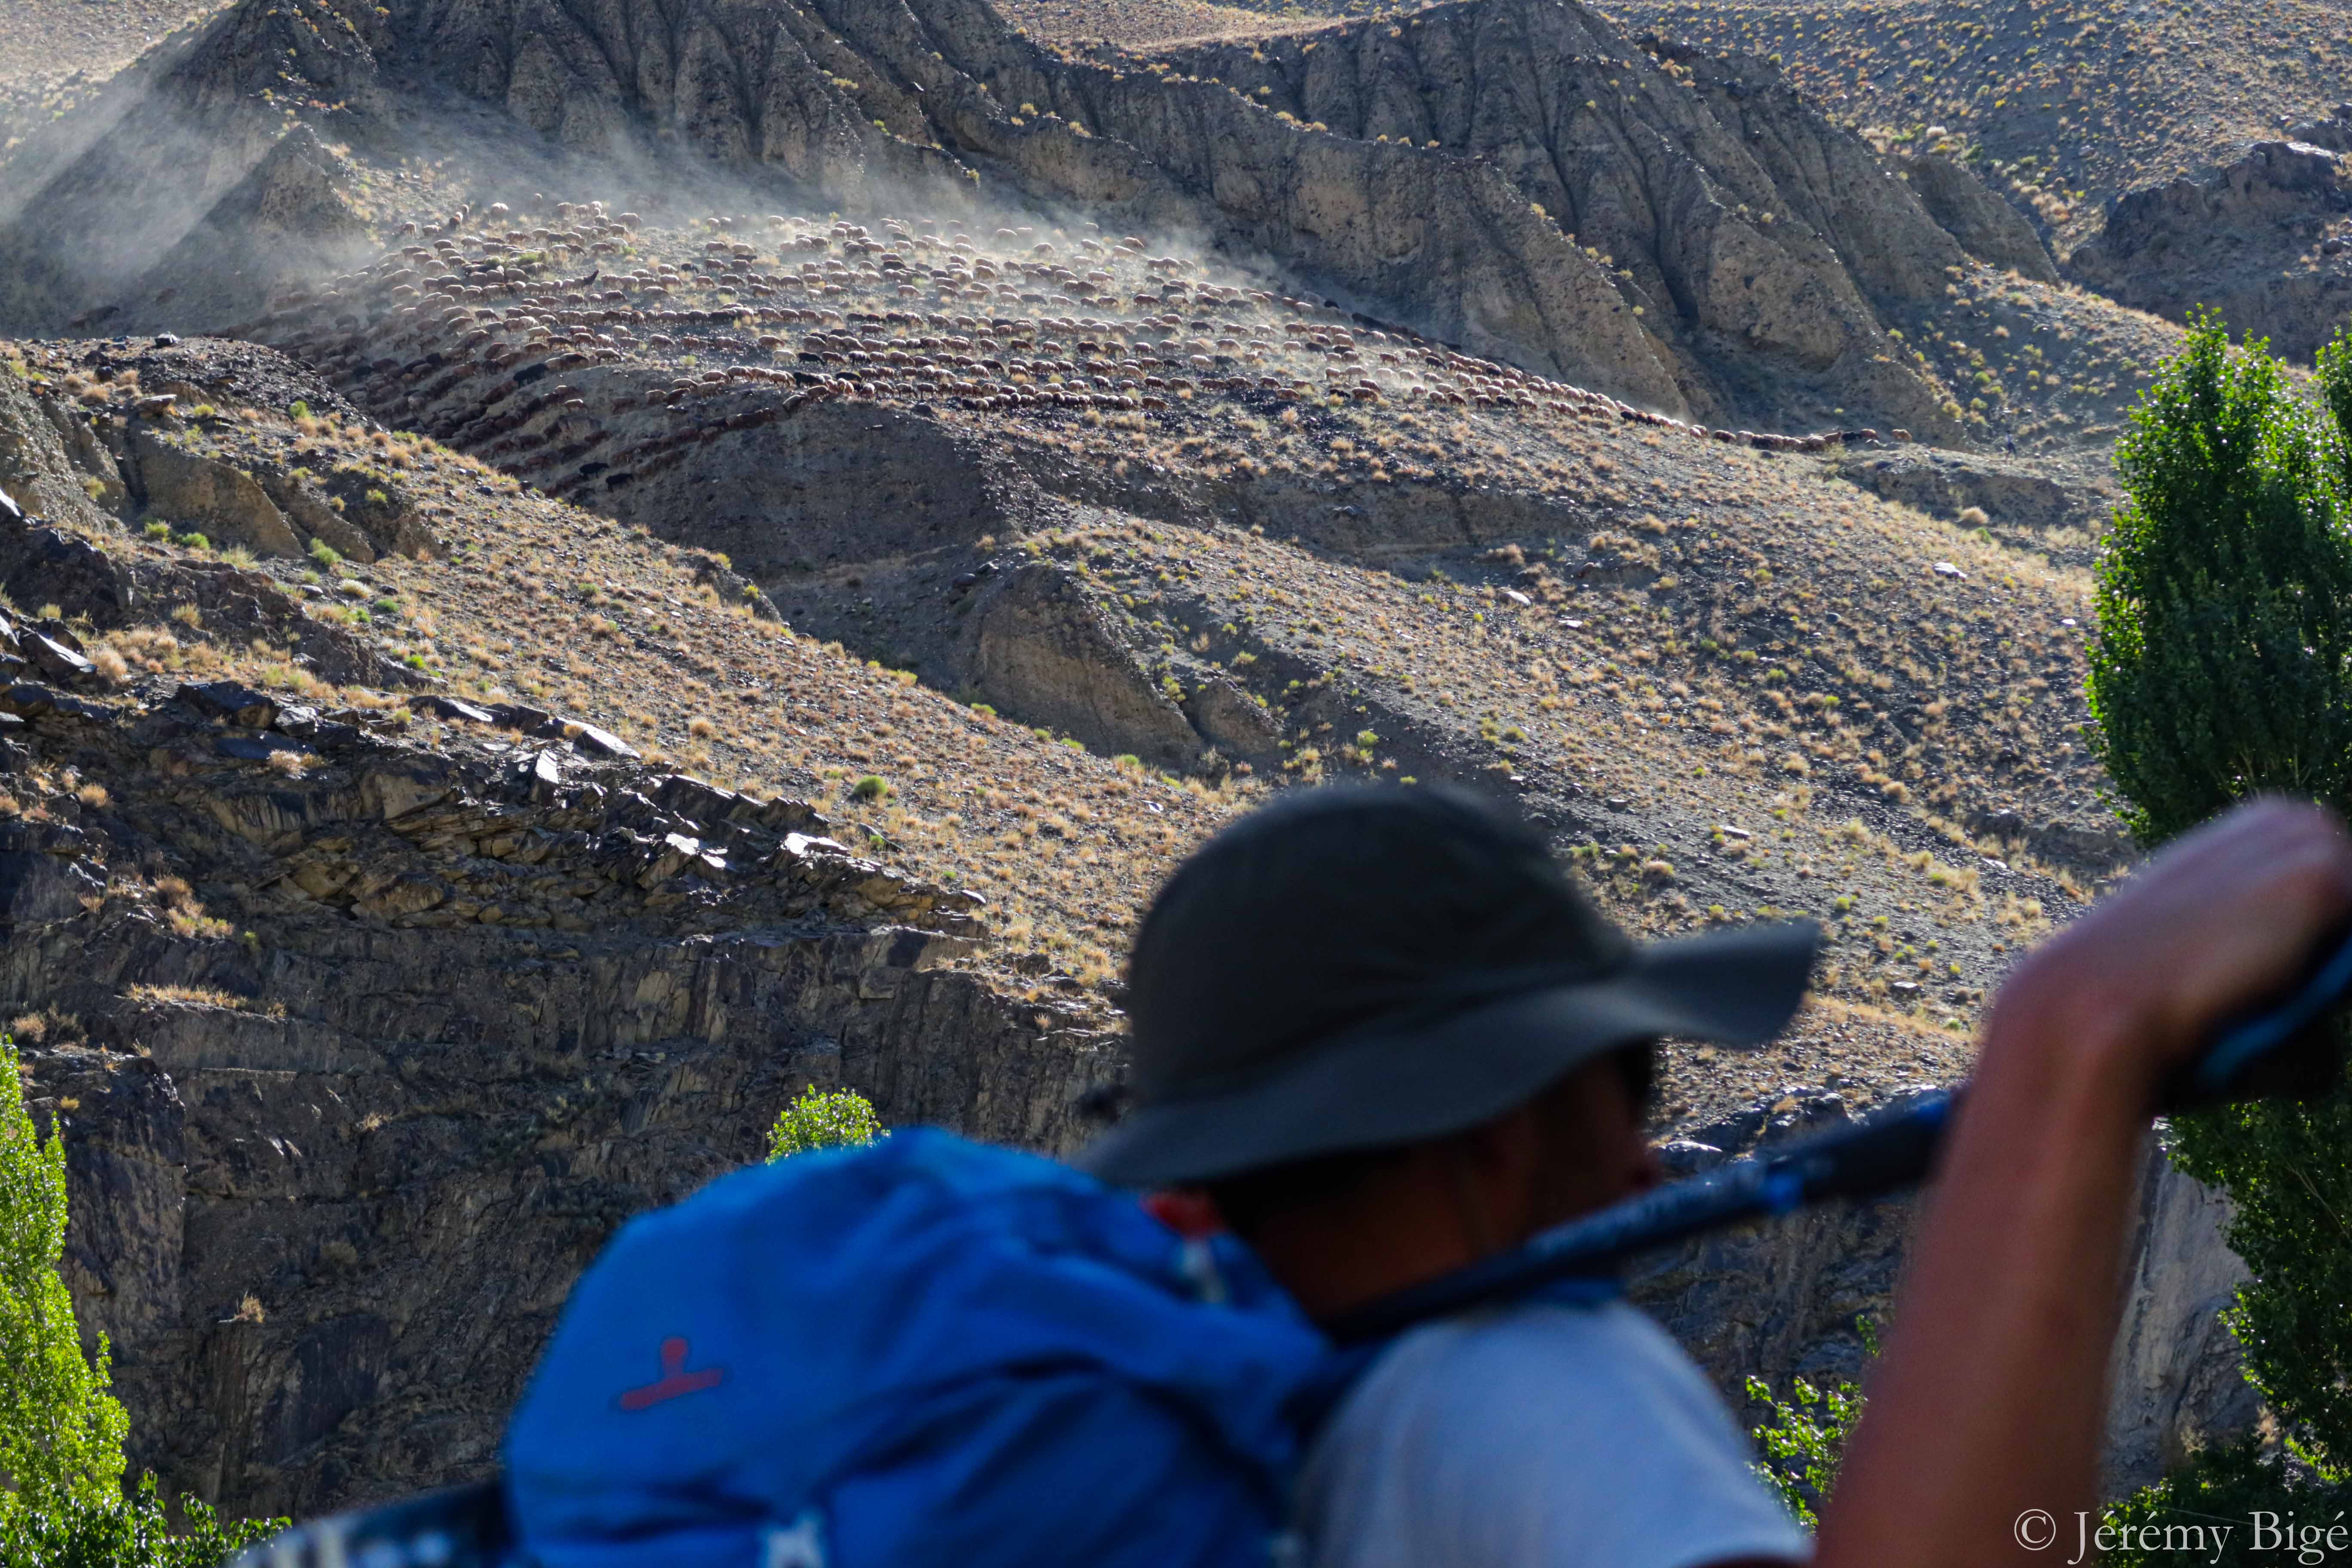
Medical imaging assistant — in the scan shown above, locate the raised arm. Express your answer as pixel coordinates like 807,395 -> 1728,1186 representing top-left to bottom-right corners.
1813,798 -> 2352,1568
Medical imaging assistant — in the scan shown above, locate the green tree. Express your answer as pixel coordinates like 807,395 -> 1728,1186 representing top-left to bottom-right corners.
2087,316 -> 2352,1471
2099,1436 -> 2352,1565
0,1036 -> 286,1565
0,1037 -> 129,1516
0,1473 -> 281,1568
1746,1372 -> 1865,1528
766,1086 -> 886,1162
2087,313 -> 2352,843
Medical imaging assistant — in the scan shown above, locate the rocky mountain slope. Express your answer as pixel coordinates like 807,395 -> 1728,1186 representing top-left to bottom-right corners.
0,350 -> 1145,1511
0,0 -> 2116,437
1603,0 -> 2352,358
1605,0 -> 2352,250
0,0 -> 2321,1525
2069,114 -> 2352,359
0,0 -> 227,154
0,286 -> 2142,1511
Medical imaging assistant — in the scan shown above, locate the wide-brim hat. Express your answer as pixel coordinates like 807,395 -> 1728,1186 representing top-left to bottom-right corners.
1078,785 -> 1817,1188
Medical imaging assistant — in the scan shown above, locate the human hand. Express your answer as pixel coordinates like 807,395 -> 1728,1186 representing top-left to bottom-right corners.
1995,798 -> 2352,1098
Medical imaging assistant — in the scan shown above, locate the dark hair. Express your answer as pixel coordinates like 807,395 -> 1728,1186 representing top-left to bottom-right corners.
1203,1041 -> 1657,1241
1614,1036 -> 1658,1114
1204,1142 -> 1414,1242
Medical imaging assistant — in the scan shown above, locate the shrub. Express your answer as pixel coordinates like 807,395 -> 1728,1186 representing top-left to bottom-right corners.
1745,1320 -> 1874,1527
851,774 -> 889,802
307,539 -> 341,568
2099,1437 -> 2350,1566
766,1087 -> 886,1161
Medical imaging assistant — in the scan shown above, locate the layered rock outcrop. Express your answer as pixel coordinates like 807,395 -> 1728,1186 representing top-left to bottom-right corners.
4,655 -> 1110,1518
1890,152 -> 2059,284
0,366 -> 423,683
2069,122 -> 2352,360
963,560 -> 1209,770
1151,17 -> 2005,427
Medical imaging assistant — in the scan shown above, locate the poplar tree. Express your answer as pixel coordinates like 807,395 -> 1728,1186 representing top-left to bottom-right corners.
2088,313 -> 2352,840
2088,316 -> 2352,1470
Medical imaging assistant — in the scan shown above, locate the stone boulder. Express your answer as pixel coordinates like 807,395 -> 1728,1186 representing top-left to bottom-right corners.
130,430 -> 304,556
1186,677 -> 1281,761
963,561 -> 1206,770
1892,153 -> 2059,282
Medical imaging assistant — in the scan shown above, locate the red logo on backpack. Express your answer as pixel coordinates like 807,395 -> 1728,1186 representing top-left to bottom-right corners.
619,1337 -> 726,1410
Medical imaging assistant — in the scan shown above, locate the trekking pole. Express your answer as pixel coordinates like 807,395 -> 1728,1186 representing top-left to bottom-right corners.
1329,922 -> 2352,1344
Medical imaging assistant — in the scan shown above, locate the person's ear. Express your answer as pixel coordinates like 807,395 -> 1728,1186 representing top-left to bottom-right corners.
1627,1129 -> 1664,1193
1449,1105 -> 1548,1242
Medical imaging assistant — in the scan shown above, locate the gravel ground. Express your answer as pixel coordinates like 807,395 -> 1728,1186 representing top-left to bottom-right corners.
0,0 -> 224,88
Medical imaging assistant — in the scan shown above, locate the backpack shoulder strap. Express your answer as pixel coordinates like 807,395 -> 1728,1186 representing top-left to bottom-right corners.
230,1480 -> 516,1568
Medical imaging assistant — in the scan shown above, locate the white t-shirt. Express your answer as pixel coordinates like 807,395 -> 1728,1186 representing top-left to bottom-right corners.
1295,1299 -> 1813,1568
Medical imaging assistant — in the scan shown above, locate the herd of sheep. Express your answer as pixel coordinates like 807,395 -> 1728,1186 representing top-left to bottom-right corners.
236,197 -> 1903,502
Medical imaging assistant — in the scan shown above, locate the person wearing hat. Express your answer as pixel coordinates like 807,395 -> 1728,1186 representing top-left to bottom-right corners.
1081,785 -> 2352,1568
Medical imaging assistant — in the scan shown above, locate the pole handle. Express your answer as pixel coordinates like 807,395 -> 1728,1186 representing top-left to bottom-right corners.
2158,924 -> 2352,1111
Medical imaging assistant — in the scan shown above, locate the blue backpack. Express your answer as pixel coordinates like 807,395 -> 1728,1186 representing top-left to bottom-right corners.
501,1129 -> 1337,1568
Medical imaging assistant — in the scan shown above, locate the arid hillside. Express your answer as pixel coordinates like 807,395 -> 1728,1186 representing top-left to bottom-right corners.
0,0 -> 2144,439
1603,0 -> 2350,250
0,0 -> 2319,1524
1599,0 -> 2352,360
992,0 -> 2352,355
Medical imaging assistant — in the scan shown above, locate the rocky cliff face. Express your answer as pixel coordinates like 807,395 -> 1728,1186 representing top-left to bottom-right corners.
1635,1091 -> 2255,1497
0,357 -> 1114,1513
0,0 -> 392,335
0,0 -> 2046,434
1150,16 -> 1992,427
4,655 -> 1107,1517
2069,118 -> 2352,360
